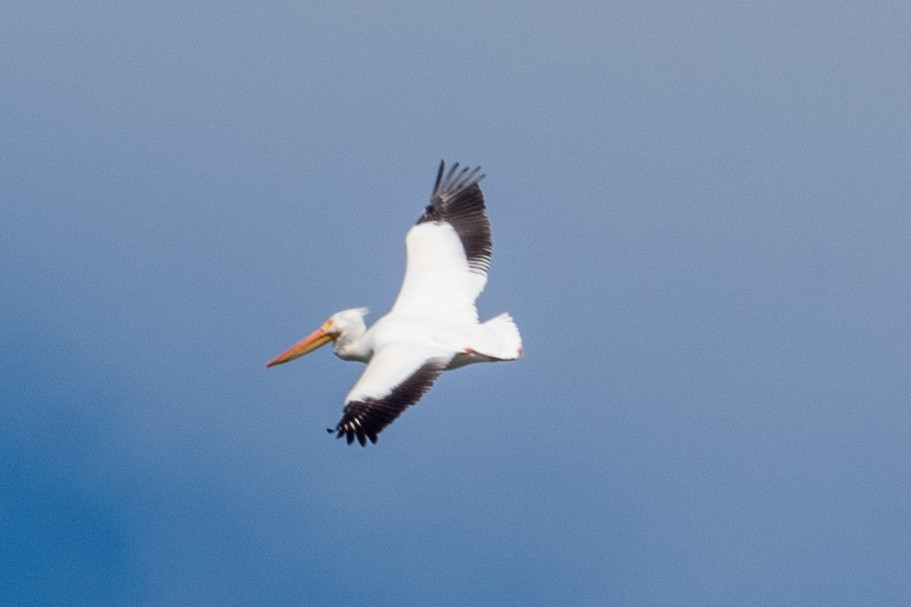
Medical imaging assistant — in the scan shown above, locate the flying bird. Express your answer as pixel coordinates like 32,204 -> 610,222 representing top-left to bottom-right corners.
266,161 -> 523,446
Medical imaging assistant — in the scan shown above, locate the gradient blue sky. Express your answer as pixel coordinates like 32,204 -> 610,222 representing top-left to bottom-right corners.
3,2 -> 910,605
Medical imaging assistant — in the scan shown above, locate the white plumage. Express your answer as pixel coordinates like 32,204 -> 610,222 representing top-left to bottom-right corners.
267,161 -> 522,446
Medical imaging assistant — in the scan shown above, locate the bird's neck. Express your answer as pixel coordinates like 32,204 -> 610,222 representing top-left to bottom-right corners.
333,331 -> 372,362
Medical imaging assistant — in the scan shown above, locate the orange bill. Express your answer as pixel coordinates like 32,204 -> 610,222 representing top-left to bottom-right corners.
266,326 -> 334,367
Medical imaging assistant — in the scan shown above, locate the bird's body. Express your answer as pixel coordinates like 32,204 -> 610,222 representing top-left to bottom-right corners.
267,162 -> 522,446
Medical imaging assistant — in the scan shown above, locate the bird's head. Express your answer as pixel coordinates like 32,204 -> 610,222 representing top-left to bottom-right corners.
266,307 -> 369,367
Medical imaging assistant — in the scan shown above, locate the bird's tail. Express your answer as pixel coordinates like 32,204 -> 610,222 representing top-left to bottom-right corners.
481,312 -> 524,360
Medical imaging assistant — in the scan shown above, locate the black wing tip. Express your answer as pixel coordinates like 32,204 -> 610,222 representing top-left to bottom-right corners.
433,159 -> 446,193
421,162 -> 486,226
431,160 -> 485,200
332,425 -> 378,447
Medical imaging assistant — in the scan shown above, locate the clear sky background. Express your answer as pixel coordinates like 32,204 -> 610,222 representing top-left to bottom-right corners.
2,2 -> 909,605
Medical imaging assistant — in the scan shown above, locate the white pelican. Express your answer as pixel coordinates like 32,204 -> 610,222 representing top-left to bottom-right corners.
267,161 -> 523,446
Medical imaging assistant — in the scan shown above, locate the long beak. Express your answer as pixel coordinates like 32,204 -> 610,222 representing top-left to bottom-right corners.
266,326 -> 334,367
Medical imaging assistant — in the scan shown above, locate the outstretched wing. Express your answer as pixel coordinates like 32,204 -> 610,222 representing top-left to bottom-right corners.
390,161 -> 492,324
333,345 -> 454,446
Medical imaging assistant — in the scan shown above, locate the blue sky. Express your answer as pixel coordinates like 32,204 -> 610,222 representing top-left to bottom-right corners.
3,2 -> 910,605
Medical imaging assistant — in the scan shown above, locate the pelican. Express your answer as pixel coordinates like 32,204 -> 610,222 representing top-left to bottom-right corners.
266,161 -> 522,446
